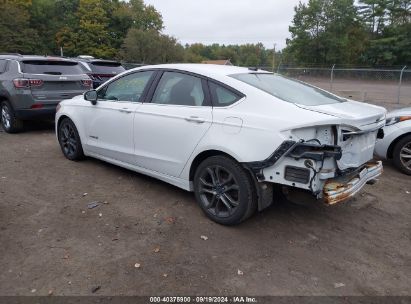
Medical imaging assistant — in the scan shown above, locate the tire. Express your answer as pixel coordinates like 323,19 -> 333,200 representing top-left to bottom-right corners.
193,155 -> 257,225
58,118 -> 84,161
392,134 -> 411,175
1,101 -> 23,133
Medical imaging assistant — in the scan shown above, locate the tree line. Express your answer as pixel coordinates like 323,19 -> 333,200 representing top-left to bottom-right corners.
0,0 -> 409,67
0,0 -> 275,67
283,0 -> 411,66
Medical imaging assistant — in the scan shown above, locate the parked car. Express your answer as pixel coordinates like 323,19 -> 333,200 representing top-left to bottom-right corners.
56,64 -> 386,225
374,107 -> 411,175
0,54 -> 92,133
74,57 -> 125,88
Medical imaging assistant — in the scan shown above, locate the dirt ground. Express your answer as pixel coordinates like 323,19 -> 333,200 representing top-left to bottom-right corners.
0,123 -> 410,296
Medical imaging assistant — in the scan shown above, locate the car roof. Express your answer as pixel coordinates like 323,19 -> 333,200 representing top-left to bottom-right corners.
74,57 -> 121,64
0,54 -> 78,63
136,63 -> 269,77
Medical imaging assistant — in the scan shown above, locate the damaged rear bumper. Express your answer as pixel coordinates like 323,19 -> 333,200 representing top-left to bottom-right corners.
323,161 -> 383,205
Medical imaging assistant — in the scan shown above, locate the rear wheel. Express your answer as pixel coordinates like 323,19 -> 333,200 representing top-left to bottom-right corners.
58,118 -> 84,161
193,155 -> 256,225
1,101 -> 23,133
393,134 -> 411,175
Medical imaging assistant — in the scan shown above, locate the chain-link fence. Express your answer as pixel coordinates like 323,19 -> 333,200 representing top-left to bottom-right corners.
271,65 -> 411,110
122,62 -> 410,110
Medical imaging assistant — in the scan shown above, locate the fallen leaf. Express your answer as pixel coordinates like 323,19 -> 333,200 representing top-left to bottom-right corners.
165,217 -> 175,224
31,289 -> 37,293
63,254 -> 70,259
91,286 -> 101,293
237,269 -> 244,276
334,283 -> 345,288
87,202 -> 101,209
99,213 -> 103,217
200,235 -> 208,241
134,263 -> 141,268
82,193 -> 88,197
163,273 -> 168,278
48,290 -> 53,296
154,247 -> 160,253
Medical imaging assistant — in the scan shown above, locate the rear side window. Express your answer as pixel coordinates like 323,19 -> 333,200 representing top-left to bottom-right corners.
90,61 -> 125,75
22,60 -> 85,75
0,60 -> 6,73
209,82 -> 242,107
151,72 -> 207,106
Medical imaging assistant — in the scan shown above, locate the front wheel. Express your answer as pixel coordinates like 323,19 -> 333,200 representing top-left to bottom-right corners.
58,118 -> 84,161
393,134 -> 411,175
193,155 -> 257,225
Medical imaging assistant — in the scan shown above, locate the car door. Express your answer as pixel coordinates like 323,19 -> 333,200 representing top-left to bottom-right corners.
85,70 -> 155,164
133,70 -> 213,177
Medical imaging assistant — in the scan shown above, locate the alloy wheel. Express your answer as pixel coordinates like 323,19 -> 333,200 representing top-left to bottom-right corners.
60,122 -> 78,158
198,165 -> 240,218
1,105 -> 11,130
399,142 -> 411,171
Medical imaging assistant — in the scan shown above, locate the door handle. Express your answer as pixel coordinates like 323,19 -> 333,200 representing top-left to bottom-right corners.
185,116 -> 206,124
118,108 -> 132,114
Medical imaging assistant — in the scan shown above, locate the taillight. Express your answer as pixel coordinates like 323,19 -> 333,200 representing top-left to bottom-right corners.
30,103 -> 44,109
29,79 -> 43,86
81,79 -> 93,87
13,78 -> 43,88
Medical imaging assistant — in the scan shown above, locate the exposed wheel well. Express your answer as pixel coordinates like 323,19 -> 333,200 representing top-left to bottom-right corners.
57,115 -> 70,131
387,132 -> 411,159
189,150 -> 237,182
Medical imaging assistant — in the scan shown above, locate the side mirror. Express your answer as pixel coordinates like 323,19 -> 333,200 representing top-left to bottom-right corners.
84,90 -> 98,105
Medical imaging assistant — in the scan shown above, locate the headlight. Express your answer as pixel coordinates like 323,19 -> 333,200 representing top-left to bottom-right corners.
386,116 -> 411,126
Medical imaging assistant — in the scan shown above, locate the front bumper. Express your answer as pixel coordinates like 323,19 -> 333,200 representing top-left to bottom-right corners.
323,161 -> 383,205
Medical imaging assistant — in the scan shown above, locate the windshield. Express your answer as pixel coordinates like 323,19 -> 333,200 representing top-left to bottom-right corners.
22,60 -> 85,75
230,73 -> 345,106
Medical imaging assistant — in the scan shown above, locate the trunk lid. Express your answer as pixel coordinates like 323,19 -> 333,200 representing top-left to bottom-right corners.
297,100 -> 386,130
22,59 -> 91,105
27,74 -> 90,105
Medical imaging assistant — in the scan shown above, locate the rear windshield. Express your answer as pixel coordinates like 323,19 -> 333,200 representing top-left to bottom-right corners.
89,61 -> 125,75
22,60 -> 85,75
230,73 -> 345,106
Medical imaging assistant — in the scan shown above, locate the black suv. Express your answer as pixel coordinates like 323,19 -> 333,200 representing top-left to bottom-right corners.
74,57 -> 125,88
0,54 -> 92,133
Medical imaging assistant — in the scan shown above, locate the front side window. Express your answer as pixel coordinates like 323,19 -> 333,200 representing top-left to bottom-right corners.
152,72 -> 206,106
231,73 -> 345,106
98,71 -> 154,102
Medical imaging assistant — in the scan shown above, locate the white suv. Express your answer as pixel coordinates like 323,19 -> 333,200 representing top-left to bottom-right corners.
56,64 -> 386,225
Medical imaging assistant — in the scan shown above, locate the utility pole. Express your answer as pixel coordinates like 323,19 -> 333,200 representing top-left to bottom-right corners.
272,43 -> 276,72
60,47 -> 64,57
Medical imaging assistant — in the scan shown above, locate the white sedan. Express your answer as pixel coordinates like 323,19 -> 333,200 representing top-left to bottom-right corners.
375,107 -> 411,175
56,64 -> 386,225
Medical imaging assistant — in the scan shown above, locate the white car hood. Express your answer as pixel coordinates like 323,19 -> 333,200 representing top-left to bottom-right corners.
296,100 -> 386,129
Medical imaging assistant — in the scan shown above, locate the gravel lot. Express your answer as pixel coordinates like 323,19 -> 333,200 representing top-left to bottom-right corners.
0,123 -> 410,296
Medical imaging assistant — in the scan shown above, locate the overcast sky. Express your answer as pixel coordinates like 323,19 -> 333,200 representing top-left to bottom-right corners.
144,0 -> 308,49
